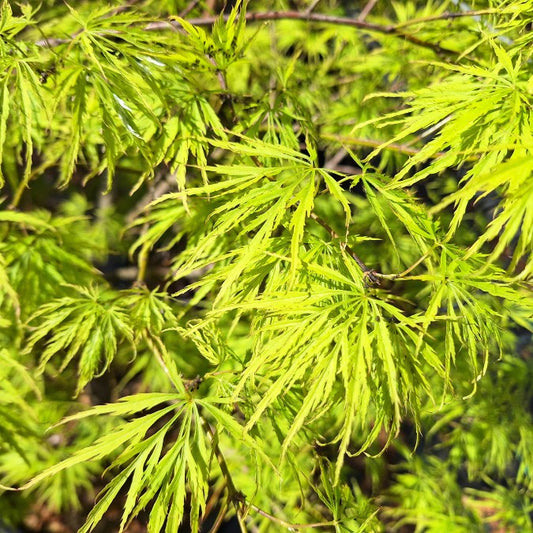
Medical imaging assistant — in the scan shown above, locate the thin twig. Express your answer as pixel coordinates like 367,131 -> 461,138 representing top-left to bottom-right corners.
324,147 -> 349,170
397,252 -> 430,277
179,0 -> 200,18
147,12 -> 458,56
35,28 -> 82,48
126,174 -> 174,225
204,422 -> 246,519
34,9 -> 498,57
145,334 -> 185,393
248,502 -> 337,530
108,0 -> 139,16
321,133 -> 429,157
375,252 -> 430,280
304,0 -> 322,15
327,164 -> 362,174
206,500 -> 229,533
202,480 -> 228,532
357,0 -> 378,22
322,133 -> 478,163
395,8 -> 497,29
309,211 -> 380,284
204,418 -> 335,530
208,56 -> 228,91
135,177 -> 158,283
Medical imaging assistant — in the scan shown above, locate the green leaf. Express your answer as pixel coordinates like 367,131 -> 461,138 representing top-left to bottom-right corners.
27,285 -> 135,393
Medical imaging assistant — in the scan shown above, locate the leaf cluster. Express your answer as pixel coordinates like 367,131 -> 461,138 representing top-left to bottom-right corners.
1,1 -> 533,532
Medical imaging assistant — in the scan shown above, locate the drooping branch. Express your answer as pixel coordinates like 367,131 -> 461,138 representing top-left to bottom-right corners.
35,8 -> 498,56
394,8 -> 496,29
145,9 -> 498,57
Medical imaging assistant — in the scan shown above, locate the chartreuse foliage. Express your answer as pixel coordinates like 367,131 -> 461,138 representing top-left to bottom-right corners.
1,0 -> 533,531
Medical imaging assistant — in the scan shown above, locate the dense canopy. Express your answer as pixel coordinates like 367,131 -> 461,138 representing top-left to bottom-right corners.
1,1 -> 533,531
